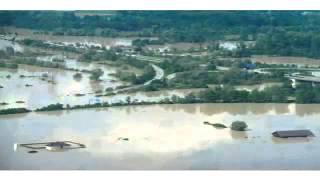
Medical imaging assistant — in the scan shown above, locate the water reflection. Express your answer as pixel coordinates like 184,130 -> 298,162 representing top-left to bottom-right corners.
198,103 -> 277,115
271,137 -> 313,144
230,130 -> 248,140
0,63 -> 123,109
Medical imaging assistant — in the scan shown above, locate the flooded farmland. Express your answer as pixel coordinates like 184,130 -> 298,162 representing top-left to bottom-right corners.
0,63 -> 200,109
0,64 -> 124,109
0,14 -> 320,170
1,103 -> 320,170
2,27 -> 157,48
251,55 -> 320,67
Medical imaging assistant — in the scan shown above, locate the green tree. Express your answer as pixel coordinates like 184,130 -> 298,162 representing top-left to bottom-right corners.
90,69 -> 104,81
231,121 -> 248,131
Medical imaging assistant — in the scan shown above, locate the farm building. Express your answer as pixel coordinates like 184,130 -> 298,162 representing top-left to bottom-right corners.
272,130 -> 314,138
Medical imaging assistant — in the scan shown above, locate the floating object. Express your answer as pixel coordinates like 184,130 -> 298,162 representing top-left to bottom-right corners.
203,121 -> 227,129
16,101 -> 25,104
75,93 -> 85,97
0,102 -> 9,106
14,143 -> 18,152
272,130 -> 315,138
28,150 -> 38,154
45,141 -> 71,151
14,141 -> 86,153
118,137 -> 129,141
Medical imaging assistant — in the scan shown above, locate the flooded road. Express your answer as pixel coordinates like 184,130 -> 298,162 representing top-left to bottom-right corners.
1,103 -> 320,170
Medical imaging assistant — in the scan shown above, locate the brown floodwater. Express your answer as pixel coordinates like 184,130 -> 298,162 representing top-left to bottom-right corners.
3,26 -> 157,48
0,63 -> 200,109
0,64 -> 124,109
0,103 -> 320,170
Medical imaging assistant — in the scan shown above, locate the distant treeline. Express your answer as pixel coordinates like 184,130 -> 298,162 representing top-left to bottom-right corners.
1,11 -> 320,41
2,11 -> 320,58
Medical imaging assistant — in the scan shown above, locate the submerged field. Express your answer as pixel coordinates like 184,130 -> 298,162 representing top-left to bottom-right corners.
2,12 -> 320,170
1,103 -> 320,170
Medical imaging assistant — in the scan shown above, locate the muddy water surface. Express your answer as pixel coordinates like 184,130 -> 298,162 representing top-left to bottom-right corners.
0,103 -> 320,170
0,63 -> 200,109
3,26 -> 157,48
0,64 -> 123,109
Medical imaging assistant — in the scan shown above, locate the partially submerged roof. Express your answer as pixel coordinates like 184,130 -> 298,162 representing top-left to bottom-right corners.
17,141 -> 86,152
272,130 -> 315,138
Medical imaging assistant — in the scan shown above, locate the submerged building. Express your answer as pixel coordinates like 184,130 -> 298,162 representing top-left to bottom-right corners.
272,130 -> 315,138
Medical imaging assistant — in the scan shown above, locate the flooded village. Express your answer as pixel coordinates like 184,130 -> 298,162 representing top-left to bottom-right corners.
2,11 -> 320,170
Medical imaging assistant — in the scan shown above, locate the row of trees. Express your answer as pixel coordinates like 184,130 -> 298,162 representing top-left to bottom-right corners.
1,81 -> 320,116
173,82 -> 320,104
0,61 -> 18,69
169,68 -> 284,89
0,108 -> 31,115
252,29 -> 320,58
3,11 -> 320,42
12,57 -> 66,69
5,11 -> 320,58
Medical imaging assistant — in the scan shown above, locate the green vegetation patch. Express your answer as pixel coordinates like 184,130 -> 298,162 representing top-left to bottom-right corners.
89,69 -> 104,81
231,121 -> 248,131
0,62 -> 18,69
203,121 -> 228,129
0,108 -> 31,115
13,57 -> 66,69
73,72 -> 83,79
35,103 -> 64,112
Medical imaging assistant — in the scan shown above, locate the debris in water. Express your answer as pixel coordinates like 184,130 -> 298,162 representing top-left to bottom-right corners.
118,137 -> 129,141
75,93 -> 85,97
203,121 -> 227,129
0,102 -> 9,106
28,150 -> 38,153
15,141 -> 86,153
45,141 -> 71,151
